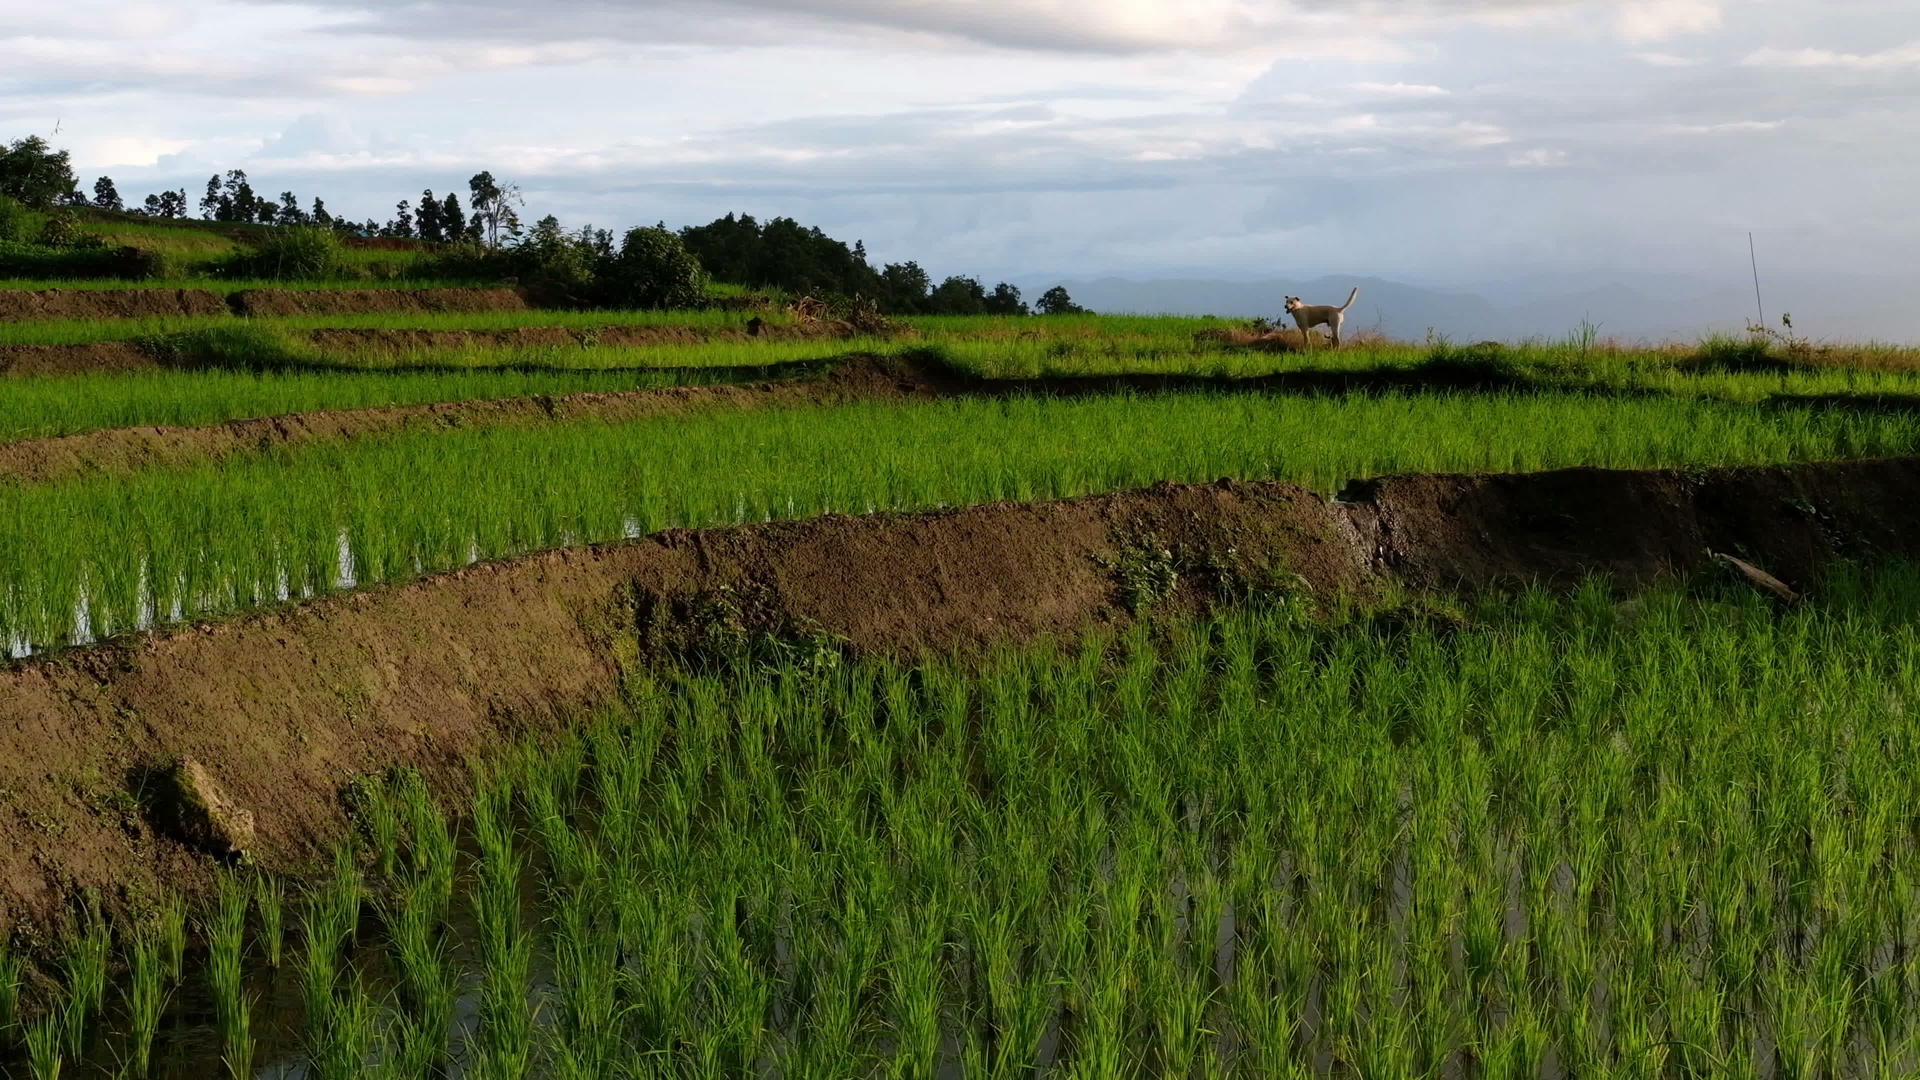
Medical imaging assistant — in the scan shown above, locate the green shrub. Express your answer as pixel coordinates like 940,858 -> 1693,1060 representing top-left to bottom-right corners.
36,208 -> 90,248
598,226 -> 705,309
224,226 -> 345,280
420,240 -> 507,283
1415,341 -> 1524,386
138,325 -> 316,370
0,240 -> 170,279
1692,333 -> 1784,372
0,195 -> 41,243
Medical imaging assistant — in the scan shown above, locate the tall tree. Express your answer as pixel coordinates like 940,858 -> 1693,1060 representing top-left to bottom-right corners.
467,171 -> 523,247
278,191 -> 306,225
201,175 -> 222,220
385,199 -> 415,238
91,176 -> 123,212
440,192 -> 467,243
415,189 -> 443,243
879,261 -> 932,313
220,170 -> 258,223
1035,285 -> 1087,315
142,189 -> 188,218
310,197 -> 333,227
0,136 -> 78,208
928,275 -> 988,315
985,282 -> 1028,316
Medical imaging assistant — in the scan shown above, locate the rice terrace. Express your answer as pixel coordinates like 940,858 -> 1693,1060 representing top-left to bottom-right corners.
3,11 -> 1920,1074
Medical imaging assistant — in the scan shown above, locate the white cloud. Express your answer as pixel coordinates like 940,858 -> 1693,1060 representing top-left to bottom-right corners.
1743,42 -> 1920,70
1659,119 -> 1780,135
1507,147 -> 1568,167
1634,51 -> 1701,67
58,134 -> 194,167
321,75 -> 416,95
1347,81 -> 1451,97
1615,1 -> 1722,43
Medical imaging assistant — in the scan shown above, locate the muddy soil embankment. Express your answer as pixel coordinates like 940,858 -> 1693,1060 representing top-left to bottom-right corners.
3,456 -> 1920,932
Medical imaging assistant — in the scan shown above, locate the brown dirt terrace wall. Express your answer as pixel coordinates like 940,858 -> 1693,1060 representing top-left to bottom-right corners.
230,287 -> 530,317
3,457 -> 1920,932
0,288 -> 228,321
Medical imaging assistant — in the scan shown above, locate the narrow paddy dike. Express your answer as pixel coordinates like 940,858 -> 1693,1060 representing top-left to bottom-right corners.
3,455 -> 1920,931
0,355 -> 944,485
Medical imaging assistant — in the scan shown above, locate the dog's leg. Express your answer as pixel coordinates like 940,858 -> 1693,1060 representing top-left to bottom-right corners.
1294,314 -> 1314,348
1330,313 -> 1342,347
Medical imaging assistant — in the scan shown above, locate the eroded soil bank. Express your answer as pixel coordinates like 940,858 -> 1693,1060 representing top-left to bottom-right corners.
2,456 -> 1918,935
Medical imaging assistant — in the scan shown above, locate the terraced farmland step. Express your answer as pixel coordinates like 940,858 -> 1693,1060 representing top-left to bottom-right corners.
0,356 -> 935,485
2,455 -> 1918,932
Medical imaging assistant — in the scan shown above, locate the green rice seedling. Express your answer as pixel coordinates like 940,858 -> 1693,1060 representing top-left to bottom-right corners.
299,848 -> 364,1069
24,1007 -> 63,1080
545,879 -> 620,1077
382,877 -> 457,1077
59,901 -> 109,1057
156,892 -> 188,988
206,875 -> 253,1076
124,925 -> 166,1079
220,994 -> 255,1080
469,774 -> 536,1079
255,872 -> 286,969
305,975 -> 381,1080
0,934 -> 18,1036
348,774 -> 403,882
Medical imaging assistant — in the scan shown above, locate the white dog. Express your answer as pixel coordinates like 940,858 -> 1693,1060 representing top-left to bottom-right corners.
1284,287 -> 1360,347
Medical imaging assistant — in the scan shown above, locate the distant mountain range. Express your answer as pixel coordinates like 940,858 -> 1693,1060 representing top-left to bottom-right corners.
1021,274 -> 1916,345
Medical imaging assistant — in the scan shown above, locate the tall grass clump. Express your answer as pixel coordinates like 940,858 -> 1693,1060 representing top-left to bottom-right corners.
221,226 -> 345,281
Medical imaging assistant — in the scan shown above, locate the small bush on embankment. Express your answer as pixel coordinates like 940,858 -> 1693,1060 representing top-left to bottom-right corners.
135,324 -> 318,370
0,194 -> 42,243
214,226 -> 346,281
0,202 -> 178,280
0,240 -> 173,280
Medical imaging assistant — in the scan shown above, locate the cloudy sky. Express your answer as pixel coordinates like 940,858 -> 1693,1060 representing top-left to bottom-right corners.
4,1 -> 1916,323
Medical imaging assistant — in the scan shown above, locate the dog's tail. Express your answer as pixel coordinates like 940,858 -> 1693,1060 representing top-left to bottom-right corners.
1340,286 -> 1360,311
